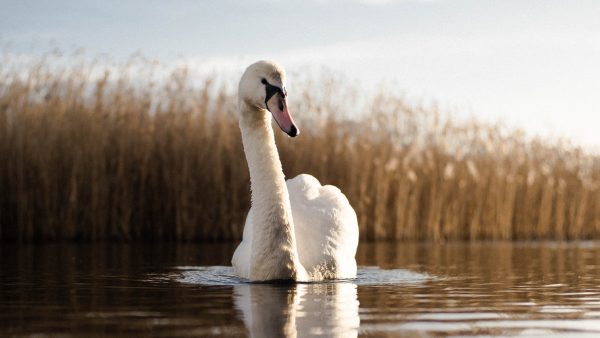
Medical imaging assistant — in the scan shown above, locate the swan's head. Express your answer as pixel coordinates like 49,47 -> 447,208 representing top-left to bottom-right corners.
239,60 -> 299,137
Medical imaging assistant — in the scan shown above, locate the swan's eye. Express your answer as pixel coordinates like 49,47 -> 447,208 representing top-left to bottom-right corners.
262,78 -> 284,104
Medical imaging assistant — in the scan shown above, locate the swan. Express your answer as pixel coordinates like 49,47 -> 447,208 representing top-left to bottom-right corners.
231,60 -> 359,282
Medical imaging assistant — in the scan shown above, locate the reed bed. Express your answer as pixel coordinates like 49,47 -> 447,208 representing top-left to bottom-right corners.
1,56 -> 599,242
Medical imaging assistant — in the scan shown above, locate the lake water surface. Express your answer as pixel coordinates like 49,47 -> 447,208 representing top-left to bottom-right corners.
2,242 -> 600,337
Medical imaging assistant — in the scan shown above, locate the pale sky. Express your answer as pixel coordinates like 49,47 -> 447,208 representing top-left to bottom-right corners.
2,0 -> 599,150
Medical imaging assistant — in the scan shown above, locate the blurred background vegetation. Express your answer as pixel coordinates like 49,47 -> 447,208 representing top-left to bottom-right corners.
1,54 -> 599,242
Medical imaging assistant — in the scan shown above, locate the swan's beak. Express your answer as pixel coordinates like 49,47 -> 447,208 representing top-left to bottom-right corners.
267,93 -> 299,137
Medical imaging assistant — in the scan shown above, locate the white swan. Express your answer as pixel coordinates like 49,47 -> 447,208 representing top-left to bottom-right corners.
231,60 -> 359,282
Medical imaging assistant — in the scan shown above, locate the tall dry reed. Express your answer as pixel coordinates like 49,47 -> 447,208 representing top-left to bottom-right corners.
1,56 -> 599,242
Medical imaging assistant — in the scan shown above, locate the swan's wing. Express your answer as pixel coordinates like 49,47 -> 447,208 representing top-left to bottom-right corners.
231,209 -> 253,279
287,174 -> 359,279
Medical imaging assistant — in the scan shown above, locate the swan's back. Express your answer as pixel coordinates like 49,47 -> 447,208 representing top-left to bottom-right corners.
287,174 -> 359,280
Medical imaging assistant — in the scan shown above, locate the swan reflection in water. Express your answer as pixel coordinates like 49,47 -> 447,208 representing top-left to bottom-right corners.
234,282 -> 360,338
173,266 -> 428,336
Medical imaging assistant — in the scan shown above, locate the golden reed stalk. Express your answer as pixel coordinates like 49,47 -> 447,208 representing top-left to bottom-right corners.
1,56 -> 599,241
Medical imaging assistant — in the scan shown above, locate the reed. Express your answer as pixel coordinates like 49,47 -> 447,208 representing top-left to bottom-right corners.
1,56 -> 599,242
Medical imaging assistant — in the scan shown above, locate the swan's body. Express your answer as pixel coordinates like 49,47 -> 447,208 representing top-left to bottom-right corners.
231,61 -> 358,282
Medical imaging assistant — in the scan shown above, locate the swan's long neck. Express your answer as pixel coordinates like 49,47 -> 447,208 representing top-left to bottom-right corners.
239,103 -> 303,280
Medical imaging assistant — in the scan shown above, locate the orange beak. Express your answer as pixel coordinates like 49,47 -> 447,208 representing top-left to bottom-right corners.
266,93 -> 299,137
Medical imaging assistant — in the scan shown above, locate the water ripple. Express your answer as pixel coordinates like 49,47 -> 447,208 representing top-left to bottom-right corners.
163,266 -> 431,286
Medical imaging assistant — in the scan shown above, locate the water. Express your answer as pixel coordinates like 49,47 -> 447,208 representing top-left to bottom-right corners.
2,242 -> 600,337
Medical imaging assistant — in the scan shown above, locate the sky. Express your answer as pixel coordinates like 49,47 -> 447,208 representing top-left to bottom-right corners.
1,0 -> 599,150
